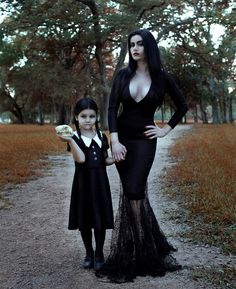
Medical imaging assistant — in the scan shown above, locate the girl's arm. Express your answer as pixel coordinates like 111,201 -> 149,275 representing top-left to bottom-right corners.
102,133 -> 115,165
57,135 -> 85,163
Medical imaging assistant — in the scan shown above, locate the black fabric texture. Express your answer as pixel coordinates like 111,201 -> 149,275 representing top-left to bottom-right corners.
68,133 -> 114,231
96,186 -> 177,283
99,69 -> 187,282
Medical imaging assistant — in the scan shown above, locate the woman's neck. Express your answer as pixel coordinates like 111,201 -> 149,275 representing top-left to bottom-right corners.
136,60 -> 149,76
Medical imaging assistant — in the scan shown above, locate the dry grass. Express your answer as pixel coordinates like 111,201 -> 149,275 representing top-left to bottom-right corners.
190,265 -> 236,289
0,124 -> 65,189
165,124 -> 236,253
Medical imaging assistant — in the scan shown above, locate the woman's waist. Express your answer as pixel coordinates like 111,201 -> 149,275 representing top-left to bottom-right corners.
118,127 -> 154,139
118,116 -> 154,136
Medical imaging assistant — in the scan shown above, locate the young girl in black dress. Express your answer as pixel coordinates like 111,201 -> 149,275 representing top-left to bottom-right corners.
97,29 -> 188,282
57,98 -> 114,271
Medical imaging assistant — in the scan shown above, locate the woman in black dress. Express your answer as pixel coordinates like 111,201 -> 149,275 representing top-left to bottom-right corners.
57,98 -> 114,271
97,29 -> 188,282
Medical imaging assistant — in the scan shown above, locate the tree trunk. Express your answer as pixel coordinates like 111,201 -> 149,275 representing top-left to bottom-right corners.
208,77 -> 220,123
229,94 -> 234,122
222,96 -> 228,123
38,98 -> 44,125
114,40 -> 127,76
194,104 -> 198,123
101,91 -> 109,130
10,107 -> 24,124
199,100 -> 208,123
50,97 -> 57,124
7,93 -> 24,124
211,97 -> 220,123
183,113 -> 187,124
58,102 -> 67,125
222,81 -> 229,123
80,0 -> 109,129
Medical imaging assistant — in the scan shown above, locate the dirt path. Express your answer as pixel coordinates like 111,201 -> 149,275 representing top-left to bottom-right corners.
0,125 -> 234,289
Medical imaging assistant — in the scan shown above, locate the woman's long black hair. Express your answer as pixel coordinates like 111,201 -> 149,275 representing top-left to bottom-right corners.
127,29 -> 164,82
74,97 -> 102,140
113,29 -> 165,98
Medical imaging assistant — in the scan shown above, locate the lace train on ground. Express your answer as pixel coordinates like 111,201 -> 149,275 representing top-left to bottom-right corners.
96,184 -> 180,283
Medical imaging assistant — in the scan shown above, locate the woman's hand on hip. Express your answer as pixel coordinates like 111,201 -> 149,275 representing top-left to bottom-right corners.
111,141 -> 127,162
144,124 -> 172,139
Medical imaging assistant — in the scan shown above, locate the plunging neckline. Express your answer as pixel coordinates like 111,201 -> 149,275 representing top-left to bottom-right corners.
128,81 -> 152,104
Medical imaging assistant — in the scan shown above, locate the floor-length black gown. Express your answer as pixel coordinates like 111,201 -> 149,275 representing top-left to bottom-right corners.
97,69 -> 188,283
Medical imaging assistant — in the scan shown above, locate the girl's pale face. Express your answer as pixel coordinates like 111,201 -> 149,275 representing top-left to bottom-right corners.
76,109 -> 97,131
130,34 -> 145,61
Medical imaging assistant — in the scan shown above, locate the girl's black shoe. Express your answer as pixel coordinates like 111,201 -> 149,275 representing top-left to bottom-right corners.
94,260 -> 104,271
94,255 -> 105,271
83,256 -> 94,269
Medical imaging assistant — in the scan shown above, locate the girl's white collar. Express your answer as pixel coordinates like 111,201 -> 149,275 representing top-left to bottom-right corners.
74,131 -> 102,148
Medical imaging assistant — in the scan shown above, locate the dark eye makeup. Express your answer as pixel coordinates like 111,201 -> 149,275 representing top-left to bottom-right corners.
130,40 -> 143,47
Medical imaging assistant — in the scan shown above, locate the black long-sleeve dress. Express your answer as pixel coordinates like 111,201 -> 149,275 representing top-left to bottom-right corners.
97,69 -> 188,282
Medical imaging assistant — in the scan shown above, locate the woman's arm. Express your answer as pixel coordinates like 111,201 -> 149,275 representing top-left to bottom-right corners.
144,73 -> 188,139
108,69 -> 126,133
105,156 -> 114,166
144,123 -> 172,139
57,135 -> 85,163
102,133 -> 117,165
108,69 -> 127,162
165,72 -> 188,129
110,132 -> 127,162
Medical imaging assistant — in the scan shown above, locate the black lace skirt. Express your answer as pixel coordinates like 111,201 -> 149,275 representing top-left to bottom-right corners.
96,184 -> 179,283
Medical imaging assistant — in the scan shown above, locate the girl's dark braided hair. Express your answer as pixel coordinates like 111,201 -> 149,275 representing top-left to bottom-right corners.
74,97 -> 102,141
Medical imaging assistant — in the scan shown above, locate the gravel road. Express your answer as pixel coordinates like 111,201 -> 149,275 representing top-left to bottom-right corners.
0,125 -> 234,289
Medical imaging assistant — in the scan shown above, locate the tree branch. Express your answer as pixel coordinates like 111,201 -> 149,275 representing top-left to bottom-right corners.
137,1 -> 166,21
156,17 -> 198,42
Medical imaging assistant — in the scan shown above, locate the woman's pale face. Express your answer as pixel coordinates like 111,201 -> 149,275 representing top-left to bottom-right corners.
130,34 -> 145,61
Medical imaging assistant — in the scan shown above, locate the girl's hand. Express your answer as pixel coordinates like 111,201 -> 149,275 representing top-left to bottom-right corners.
57,134 -> 72,143
111,141 -> 127,162
144,124 -> 172,139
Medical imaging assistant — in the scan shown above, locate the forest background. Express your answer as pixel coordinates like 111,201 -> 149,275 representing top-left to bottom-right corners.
0,2 -> 235,287
0,0 -> 235,128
